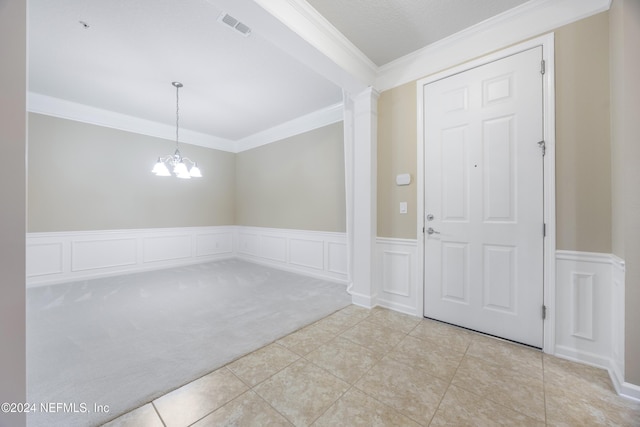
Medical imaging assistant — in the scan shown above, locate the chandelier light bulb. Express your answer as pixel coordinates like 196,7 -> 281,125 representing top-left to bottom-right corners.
189,164 -> 202,178
174,161 -> 190,177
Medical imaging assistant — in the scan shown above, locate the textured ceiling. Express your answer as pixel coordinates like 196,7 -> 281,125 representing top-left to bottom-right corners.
306,0 -> 530,66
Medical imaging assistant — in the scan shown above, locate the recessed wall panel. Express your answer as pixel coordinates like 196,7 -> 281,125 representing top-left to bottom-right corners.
238,233 -> 259,256
289,238 -> 323,270
196,233 -> 233,257
382,251 -> 411,297
328,242 -> 347,275
571,272 -> 594,340
260,235 -> 287,262
72,238 -> 137,271
26,243 -> 63,277
143,235 -> 191,263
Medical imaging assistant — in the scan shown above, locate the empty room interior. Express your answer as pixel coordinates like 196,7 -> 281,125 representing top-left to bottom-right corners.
1,0 -> 640,426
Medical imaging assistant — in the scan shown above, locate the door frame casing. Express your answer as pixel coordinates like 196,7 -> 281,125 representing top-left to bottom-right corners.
416,33 -> 556,353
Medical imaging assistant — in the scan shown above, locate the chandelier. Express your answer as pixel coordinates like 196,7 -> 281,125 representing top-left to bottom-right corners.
152,82 -> 202,179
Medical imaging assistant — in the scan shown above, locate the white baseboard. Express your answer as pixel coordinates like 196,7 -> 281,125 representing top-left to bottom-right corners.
27,226 -> 348,287
610,357 -> 640,402
350,291 -> 377,309
554,345 -> 613,372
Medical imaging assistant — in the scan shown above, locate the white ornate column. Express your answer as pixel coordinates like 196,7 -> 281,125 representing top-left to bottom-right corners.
343,87 -> 379,307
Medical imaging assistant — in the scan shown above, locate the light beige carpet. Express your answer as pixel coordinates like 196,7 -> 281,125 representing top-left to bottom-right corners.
27,259 -> 351,427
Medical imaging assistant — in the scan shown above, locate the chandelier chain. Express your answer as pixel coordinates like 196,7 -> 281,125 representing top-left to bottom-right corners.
175,82 -> 180,150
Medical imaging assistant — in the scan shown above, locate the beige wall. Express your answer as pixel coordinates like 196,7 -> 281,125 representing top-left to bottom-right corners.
377,82 -> 417,239
610,0 -> 640,385
28,115 -> 346,233
0,0 -> 27,424
28,113 -> 236,232
377,12 -> 613,255
236,122 -> 346,232
555,12 -> 611,252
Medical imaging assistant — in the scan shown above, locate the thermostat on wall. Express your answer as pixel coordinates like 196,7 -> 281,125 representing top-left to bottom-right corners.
396,173 -> 411,186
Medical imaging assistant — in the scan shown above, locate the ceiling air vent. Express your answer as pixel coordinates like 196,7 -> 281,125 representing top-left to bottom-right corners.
218,13 -> 252,37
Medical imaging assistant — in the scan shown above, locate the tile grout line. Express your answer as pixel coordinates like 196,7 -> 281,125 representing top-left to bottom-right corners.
303,311 -> 378,426
139,310 -> 351,427
439,333 -> 546,425
243,363 -> 299,427
542,354 -> 548,426
237,308 -> 374,427
151,401 -> 167,427
169,308 -> 360,426
424,327 -> 472,426
320,318 -> 432,427
286,308 -> 408,426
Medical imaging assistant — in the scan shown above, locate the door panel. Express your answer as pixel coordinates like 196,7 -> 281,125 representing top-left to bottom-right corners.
441,125 -> 469,221
441,242 -> 469,303
423,47 -> 544,347
483,116 -> 515,222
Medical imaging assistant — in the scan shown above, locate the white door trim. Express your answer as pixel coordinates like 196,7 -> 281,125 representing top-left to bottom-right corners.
416,33 -> 556,353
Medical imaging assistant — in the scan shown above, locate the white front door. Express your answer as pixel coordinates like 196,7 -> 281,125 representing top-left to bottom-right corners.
423,47 -> 544,347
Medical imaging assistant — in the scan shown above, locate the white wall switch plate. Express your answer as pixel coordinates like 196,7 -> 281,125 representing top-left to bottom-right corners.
400,202 -> 408,214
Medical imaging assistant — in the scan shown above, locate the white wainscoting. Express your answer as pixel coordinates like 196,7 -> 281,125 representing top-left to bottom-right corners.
27,226 -> 348,287
609,256 -> 640,401
27,227 -> 235,287
555,251 -> 616,366
555,250 -> 639,401
375,237 -> 420,317
370,243 -> 638,399
235,226 -> 348,284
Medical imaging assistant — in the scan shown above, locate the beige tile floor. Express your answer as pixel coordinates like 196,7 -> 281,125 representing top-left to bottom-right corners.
102,306 -> 640,427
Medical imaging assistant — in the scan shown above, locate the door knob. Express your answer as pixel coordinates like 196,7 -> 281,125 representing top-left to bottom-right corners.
426,227 -> 440,235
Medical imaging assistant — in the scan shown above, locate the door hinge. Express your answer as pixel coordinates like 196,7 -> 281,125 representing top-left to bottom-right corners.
538,140 -> 546,156
543,223 -> 546,237
541,59 -> 546,75
542,305 -> 547,320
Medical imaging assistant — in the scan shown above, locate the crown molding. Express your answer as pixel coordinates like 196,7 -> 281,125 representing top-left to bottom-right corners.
28,92 -> 344,154
252,0 -> 377,91
235,102 -> 343,153
28,92 -> 237,152
375,0 -> 611,91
